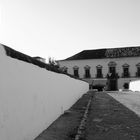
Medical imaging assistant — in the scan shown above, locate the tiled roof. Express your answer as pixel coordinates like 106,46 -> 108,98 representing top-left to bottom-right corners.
64,46 -> 140,60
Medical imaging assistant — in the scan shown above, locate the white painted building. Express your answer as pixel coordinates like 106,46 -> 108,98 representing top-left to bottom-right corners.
58,46 -> 140,91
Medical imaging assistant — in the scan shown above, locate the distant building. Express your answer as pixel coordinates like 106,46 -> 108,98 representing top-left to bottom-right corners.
58,46 -> 140,91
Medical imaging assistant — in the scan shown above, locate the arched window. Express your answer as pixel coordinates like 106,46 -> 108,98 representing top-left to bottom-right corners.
108,61 -> 117,75
122,63 -> 130,77
84,65 -> 91,78
96,65 -> 103,78
73,66 -> 79,77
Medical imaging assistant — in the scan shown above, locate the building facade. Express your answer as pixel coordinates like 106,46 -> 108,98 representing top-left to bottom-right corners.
58,47 -> 140,91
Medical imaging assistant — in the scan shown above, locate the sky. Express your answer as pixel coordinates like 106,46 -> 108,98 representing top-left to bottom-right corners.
0,0 -> 140,61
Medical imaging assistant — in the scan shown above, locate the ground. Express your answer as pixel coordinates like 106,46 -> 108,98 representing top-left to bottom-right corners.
35,91 -> 140,140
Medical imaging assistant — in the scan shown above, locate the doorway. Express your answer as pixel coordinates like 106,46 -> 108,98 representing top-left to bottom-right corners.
108,79 -> 118,91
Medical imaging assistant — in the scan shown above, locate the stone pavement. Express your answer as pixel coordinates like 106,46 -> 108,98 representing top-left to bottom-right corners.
35,91 -> 140,140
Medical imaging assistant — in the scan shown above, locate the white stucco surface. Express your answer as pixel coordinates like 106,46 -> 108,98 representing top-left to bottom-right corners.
0,45 -> 89,140
130,80 -> 140,91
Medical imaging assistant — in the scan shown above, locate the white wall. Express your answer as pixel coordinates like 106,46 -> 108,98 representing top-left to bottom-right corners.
0,45 -> 89,140
130,80 -> 140,91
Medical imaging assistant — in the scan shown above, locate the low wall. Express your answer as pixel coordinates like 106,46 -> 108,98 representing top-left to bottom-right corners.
0,45 -> 89,140
130,80 -> 140,91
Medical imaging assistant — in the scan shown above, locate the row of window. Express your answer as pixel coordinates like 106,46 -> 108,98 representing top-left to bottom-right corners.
62,62 -> 140,78
73,66 -> 140,78
73,67 -> 103,78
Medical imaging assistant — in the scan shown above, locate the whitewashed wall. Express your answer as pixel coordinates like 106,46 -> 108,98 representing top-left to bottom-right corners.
130,80 -> 140,91
0,45 -> 89,140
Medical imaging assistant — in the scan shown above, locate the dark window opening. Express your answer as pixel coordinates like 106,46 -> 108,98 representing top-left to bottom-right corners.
136,67 -> 140,77
74,69 -> 79,77
109,67 -> 116,74
85,69 -> 90,78
96,68 -> 103,78
123,67 -> 129,77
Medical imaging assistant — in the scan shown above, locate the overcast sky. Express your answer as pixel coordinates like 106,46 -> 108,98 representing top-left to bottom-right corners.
0,0 -> 140,60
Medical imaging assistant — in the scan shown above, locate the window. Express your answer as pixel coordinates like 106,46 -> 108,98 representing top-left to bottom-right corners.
74,69 -> 79,77
108,61 -> 117,77
85,69 -> 90,78
122,63 -> 129,77
73,66 -> 79,77
123,67 -> 129,77
109,67 -> 116,74
84,65 -> 91,78
136,63 -> 140,77
137,67 -> 140,77
96,65 -> 103,78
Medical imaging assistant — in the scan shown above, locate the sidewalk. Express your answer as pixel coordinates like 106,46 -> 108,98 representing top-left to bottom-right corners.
35,91 -> 140,140
35,91 -> 92,140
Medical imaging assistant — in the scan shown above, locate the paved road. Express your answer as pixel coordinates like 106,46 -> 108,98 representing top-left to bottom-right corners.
35,91 -> 140,140
85,92 -> 140,140
108,91 -> 140,117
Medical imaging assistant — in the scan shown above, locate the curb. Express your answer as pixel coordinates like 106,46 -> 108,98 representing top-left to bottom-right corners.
75,94 -> 92,140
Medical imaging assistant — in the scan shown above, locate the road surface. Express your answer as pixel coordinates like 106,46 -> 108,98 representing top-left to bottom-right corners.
35,91 -> 140,140
108,91 -> 140,117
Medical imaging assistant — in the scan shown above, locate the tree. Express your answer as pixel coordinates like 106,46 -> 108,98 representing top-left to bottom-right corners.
48,57 -> 60,69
